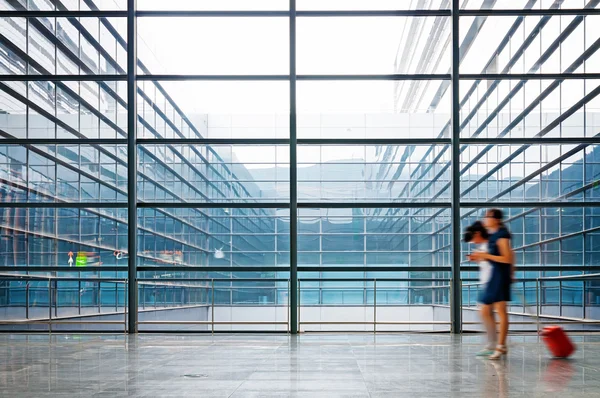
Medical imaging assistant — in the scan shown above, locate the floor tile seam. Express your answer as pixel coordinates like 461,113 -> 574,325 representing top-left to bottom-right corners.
351,342 -> 374,398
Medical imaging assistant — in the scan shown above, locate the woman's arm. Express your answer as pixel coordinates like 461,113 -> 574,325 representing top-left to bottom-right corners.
470,238 -> 513,265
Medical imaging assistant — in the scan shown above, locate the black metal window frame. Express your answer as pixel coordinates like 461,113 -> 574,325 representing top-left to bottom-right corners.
1,1 -> 600,333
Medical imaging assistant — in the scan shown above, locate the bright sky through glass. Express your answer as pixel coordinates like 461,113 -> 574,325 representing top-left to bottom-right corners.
124,0 -> 599,168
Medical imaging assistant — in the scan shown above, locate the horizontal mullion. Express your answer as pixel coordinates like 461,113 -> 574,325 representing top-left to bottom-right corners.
5,266 -> 600,273
460,9 -> 600,16
137,278 -> 289,282
299,278 -> 450,282
461,73 -> 600,80
0,74 -> 126,81
3,8 -> 592,18
137,266 -> 287,272
137,138 -> 289,145
0,277 -> 127,282
460,201 -> 600,208
0,10 -> 127,17
137,138 -> 452,145
0,267 -> 124,272
1,139 -> 127,145
137,202 -> 289,209
135,10 -> 451,17
138,74 -> 450,81
461,137 -> 600,145
0,202 -> 127,209
461,266 -> 600,272
137,74 -> 288,81
298,74 -> 450,81
298,266 -> 450,272
297,10 -> 451,17
298,202 -> 451,209
298,138 -> 451,145
136,10 -> 289,17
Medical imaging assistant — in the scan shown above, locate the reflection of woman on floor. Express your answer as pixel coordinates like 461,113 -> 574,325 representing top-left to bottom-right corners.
467,209 -> 515,360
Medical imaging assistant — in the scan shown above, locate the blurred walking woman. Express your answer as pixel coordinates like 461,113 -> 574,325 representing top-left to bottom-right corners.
468,209 -> 515,360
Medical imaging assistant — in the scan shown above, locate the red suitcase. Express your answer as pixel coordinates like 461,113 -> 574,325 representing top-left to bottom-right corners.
540,326 -> 576,358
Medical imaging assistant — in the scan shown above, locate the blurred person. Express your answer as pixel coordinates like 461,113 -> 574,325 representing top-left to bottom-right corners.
468,209 -> 515,360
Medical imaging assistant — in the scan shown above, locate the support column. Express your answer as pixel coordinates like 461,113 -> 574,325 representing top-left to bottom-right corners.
127,0 -> 138,334
451,0 -> 462,334
289,0 -> 298,334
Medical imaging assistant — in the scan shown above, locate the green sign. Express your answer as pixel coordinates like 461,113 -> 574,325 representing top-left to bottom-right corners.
75,252 -> 87,267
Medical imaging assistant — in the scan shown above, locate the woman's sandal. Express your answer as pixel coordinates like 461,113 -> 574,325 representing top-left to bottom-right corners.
488,345 -> 507,360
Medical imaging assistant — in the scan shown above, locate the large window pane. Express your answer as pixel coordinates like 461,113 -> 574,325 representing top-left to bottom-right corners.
459,79 -> 600,138
138,0 -> 287,10
0,206 -> 128,268
298,144 -> 450,202
459,15 -> 600,74
0,144 -> 127,203
460,144 -> 600,203
298,81 -> 451,138
0,80 -> 126,139
298,17 -> 450,75
0,16 -> 127,76
298,207 -> 451,269
298,1 -> 450,10
137,144 -> 289,203
137,18 -> 288,75
138,81 -> 289,139
137,207 -> 289,269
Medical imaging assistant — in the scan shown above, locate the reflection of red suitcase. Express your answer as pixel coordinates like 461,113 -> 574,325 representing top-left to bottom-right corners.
540,326 -> 576,358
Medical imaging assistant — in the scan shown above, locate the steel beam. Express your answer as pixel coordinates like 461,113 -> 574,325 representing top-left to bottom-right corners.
127,0 -> 138,334
289,0 -> 299,335
450,0 -> 462,334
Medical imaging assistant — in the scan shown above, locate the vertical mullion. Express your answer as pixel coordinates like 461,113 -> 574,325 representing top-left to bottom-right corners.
289,0 -> 298,335
451,0 -> 462,334
127,0 -> 138,333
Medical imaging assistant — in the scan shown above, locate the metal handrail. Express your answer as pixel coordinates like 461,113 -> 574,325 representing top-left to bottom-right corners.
0,273 -> 129,332
3,273 -> 600,333
297,278 -> 453,332
137,278 -> 292,333
538,273 -> 600,281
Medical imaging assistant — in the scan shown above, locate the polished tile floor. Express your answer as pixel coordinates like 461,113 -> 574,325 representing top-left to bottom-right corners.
1,333 -> 600,397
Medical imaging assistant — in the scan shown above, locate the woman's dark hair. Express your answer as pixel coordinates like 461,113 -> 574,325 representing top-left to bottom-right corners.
487,208 -> 512,238
463,221 -> 489,243
488,208 -> 504,223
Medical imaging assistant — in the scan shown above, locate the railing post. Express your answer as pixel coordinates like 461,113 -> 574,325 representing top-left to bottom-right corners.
25,282 -> 29,320
142,284 -> 145,309
211,279 -> 215,334
559,280 -> 563,317
522,281 -> 526,314
467,285 -> 470,308
54,280 -> 58,318
124,280 -> 128,334
78,280 -> 81,315
48,278 -> 52,334
536,278 -> 540,334
582,280 -> 586,319
115,282 -> 118,312
373,279 -> 377,334
288,279 -> 291,334
297,280 -> 301,333
98,281 -> 102,314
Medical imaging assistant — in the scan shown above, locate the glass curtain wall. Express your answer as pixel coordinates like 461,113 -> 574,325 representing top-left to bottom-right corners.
0,0 -> 599,332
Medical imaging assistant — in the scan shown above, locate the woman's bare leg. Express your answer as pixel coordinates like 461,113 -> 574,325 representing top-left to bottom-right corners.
480,304 -> 496,348
493,301 -> 509,346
